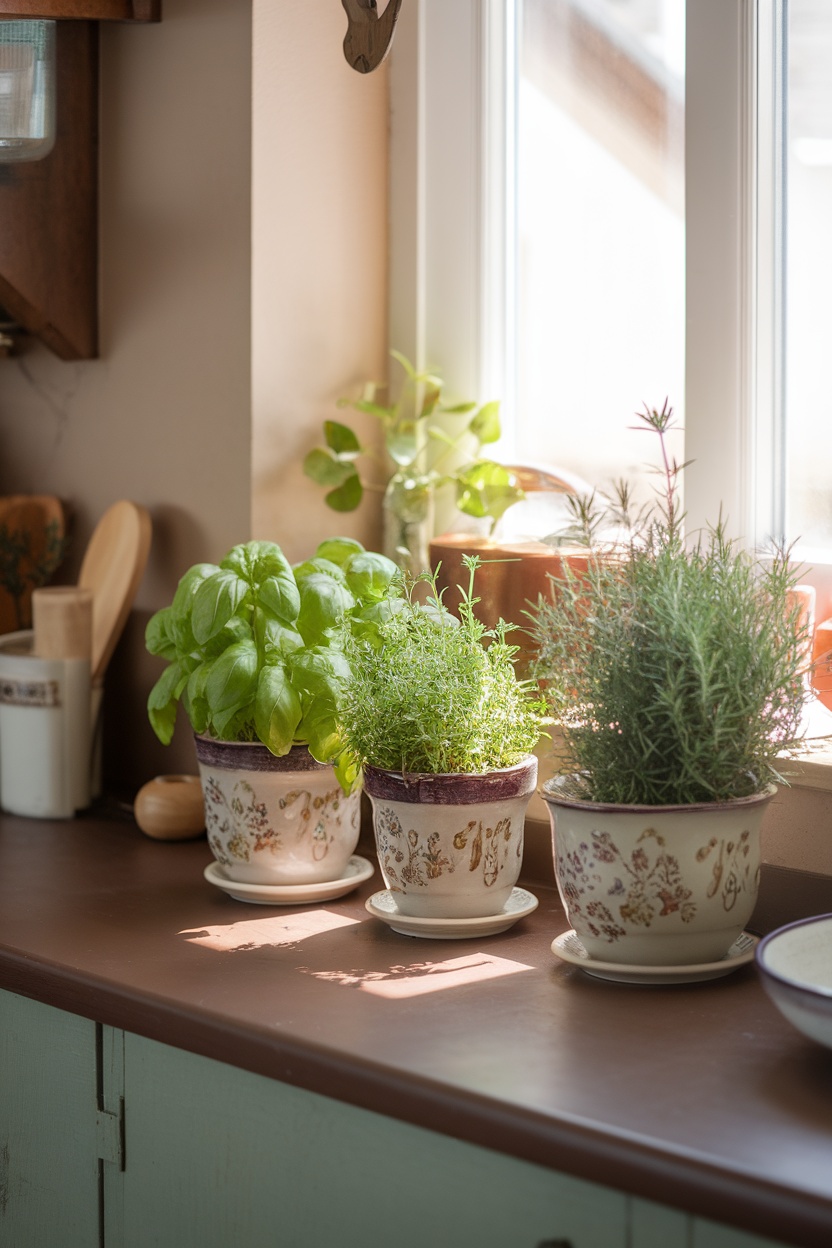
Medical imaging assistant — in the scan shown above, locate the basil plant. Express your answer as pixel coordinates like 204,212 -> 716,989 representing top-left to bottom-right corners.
145,537 -> 400,792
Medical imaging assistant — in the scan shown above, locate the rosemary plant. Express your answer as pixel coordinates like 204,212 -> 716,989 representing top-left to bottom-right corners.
528,404 -> 811,806
340,557 -> 546,775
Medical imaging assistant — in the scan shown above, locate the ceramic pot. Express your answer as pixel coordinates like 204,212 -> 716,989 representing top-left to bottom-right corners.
429,532 -> 592,673
364,755 -> 538,918
542,775 -> 775,966
194,736 -> 361,885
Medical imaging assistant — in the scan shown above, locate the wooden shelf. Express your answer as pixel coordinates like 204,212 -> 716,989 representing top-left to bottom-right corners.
0,22 -> 97,359
0,3 -> 160,360
0,3 -> 159,19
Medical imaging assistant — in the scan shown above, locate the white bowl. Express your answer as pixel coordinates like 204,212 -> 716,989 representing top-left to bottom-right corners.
755,914 -> 832,1050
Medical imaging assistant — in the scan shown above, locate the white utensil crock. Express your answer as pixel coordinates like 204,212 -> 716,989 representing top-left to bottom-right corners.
0,630 -> 91,818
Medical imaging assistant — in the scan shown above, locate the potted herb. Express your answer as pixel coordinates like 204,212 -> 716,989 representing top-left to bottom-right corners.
145,537 -> 399,889
339,557 -> 546,929
303,351 -> 524,576
528,404 -> 811,970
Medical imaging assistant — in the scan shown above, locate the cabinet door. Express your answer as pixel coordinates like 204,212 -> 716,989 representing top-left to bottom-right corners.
0,988 -> 100,1248
118,1031 -> 628,1248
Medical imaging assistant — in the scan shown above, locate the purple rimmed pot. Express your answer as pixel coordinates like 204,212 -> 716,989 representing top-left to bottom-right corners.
363,755 -> 538,918
194,736 -> 361,885
542,774 -> 776,966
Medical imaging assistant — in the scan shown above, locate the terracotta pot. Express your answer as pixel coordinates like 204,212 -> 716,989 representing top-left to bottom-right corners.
428,533 -> 591,672
194,736 -> 361,885
542,775 -> 775,966
363,755 -> 538,918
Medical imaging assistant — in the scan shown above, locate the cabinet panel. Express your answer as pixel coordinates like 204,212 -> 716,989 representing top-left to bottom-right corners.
119,1031 -> 628,1248
0,988 -> 100,1248
692,1218 -> 793,1248
630,1197 -> 690,1246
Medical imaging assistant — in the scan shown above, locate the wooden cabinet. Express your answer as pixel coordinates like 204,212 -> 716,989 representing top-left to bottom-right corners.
0,987 -> 792,1248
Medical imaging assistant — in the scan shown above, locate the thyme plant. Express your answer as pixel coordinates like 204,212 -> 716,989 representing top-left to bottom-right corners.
528,404 -> 811,806
340,557 -> 546,776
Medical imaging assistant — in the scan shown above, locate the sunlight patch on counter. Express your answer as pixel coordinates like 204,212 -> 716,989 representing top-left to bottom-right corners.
180,910 -> 360,952
301,952 -> 534,998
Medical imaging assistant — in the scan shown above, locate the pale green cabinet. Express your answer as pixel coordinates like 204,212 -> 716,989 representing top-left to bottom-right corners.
0,991 -> 101,1247
0,988 -> 791,1248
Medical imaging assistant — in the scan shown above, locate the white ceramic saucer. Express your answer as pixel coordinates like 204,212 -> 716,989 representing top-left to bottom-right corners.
204,855 -> 374,906
551,929 -> 759,985
365,887 -> 538,939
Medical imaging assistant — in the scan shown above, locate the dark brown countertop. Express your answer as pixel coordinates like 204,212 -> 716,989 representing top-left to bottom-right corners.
1,808 -> 831,1248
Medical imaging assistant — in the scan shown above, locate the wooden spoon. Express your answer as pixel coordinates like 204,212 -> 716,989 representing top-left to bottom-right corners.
79,500 -> 152,684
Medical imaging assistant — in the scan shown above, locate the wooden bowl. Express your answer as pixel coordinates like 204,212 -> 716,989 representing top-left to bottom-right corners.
134,775 -> 205,841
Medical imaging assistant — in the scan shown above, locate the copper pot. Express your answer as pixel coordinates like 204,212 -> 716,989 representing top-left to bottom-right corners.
428,532 -> 591,672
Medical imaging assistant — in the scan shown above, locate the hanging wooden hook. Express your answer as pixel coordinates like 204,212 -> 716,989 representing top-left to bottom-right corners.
342,0 -> 403,74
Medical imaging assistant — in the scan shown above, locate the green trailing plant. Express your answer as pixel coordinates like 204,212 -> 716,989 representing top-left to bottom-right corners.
339,555 -> 547,776
145,537 -> 401,792
528,402 -> 811,806
303,351 -> 524,564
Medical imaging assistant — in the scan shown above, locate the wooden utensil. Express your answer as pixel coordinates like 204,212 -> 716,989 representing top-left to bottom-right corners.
78,500 -> 152,684
32,586 -> 93,660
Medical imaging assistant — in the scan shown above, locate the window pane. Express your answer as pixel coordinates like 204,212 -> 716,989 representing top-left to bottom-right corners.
786,0 -> 832,550
514,0 -> 685,515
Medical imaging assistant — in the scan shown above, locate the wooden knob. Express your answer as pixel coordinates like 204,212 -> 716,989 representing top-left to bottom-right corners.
134,775 -> 205,841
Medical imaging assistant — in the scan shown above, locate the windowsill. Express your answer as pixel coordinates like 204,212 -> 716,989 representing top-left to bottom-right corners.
784,738 -> 832,791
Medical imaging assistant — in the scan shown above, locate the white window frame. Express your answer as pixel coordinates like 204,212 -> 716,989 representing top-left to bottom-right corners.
389,0 -> 832,626
389,0 -> 514,421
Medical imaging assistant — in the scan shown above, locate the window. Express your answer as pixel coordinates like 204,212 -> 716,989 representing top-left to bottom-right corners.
390,0 -> 832,622
515,0 -> 685,504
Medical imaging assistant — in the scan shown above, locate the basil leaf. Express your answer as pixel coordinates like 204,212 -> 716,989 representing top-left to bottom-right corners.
145,608 -> 176,660
349,597 -> 408,647
296,574 -> 355,646
219,542 -> 258,582
168,563 -> 218,651
314,537 -> 365,567
201,614 -> 253,657
256,565 -> 301,626
345,551 -> 399,603
255,664 -> 303,756
292,557 -> 347,588
185,658 -> 215,734
171,563 -> 218,618
298,701 -> 341,765
332,748 -> 362,795
255,609 -> 305,658
250,542 -> 296,586
147,661 -> 186,745
212,704 -> 256,741
288,646 -> 352,698
191,570 -> 250,645
205,639 -> 259,713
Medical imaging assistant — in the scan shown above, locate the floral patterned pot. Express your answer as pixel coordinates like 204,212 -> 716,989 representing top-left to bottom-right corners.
194,736 -> 361,886
542,775 -> 775,966
364,756 -> 538,918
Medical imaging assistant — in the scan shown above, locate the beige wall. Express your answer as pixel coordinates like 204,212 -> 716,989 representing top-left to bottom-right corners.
0,0 -> 389,791
251,2 -> 388,561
